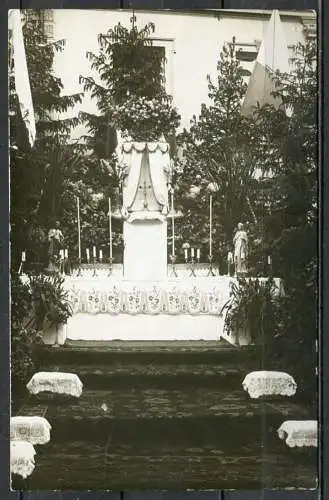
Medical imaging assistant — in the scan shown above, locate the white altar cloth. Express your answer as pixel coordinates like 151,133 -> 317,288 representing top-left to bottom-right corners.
277,420 -> 317,448
62,276 -> 282,343
27,372 -> 83,398
10,440 -> 36,478
63,276 -> 283,317
11,416 -> 51,445
242,371 -> 297,399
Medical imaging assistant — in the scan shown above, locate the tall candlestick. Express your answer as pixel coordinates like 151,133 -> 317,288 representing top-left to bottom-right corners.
109,197 -> 113,259
77,197 -> 81,260
209,194 -> 213,258
93,246 -> 96,258
171,191 -> 175,256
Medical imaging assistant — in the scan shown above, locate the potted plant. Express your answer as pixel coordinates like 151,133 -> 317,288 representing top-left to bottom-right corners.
220,277 -> 280,346
29,274 -> 72,345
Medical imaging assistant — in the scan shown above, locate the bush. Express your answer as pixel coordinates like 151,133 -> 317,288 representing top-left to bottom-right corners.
220,277 -> 281,345
11,273 -> 43,410
29,274 -> 73,330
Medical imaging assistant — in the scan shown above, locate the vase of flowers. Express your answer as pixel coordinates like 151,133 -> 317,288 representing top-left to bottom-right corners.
111,95 -> 180,142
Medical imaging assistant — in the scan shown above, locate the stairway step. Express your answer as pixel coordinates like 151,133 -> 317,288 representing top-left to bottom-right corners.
15,439 -> 317,490
42,364 -> 244,390
40,341 -> 261,368
19,388 -> 311,442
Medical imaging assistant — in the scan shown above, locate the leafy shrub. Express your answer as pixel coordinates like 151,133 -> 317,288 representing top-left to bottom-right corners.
29,274 -> 73,329
11,273 -> 43,409
220,278 -> 281,344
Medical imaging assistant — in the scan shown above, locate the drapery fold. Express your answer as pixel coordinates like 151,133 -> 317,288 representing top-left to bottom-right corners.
120,141 -> 170,213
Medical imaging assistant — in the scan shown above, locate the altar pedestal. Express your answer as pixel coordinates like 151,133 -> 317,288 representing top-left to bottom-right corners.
123,219 -> 167,281
118,140 -> 171,281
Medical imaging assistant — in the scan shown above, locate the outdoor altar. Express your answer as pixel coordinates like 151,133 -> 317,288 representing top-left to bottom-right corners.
48,138 -> 283,346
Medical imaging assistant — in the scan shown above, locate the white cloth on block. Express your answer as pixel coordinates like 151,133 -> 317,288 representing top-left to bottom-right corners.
10,440 -> 36,478
242,371 -> 297,399
11,416 -> 51,445
26,372 -> 83,398
277,420 -> 317,448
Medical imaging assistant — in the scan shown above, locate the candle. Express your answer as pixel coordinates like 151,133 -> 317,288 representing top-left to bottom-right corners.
268,255 -> 272,265
86,248 -> 90,261
184,248 -> 188,260
99,249 -> 103,261
59,250 -> 64,260
93,246 -> 96,258
209,194 -> 213,258
109,197 -> 113,259
228,252 -> 233,263
77,197 -> 81,260
21,251 -> 26,262
64,249 -> 68,259
197,248 -> 200,260
191,247 -> 195,258
171,191 -> 175,256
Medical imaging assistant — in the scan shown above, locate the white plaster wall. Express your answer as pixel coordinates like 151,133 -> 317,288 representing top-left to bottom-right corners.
51,9 -> 307,139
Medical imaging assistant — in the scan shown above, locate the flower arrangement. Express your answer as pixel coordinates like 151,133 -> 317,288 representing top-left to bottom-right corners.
111,95 -> 180,142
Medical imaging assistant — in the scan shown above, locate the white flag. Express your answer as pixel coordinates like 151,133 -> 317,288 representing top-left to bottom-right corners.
8,9 -> 36,147
241,10 -> 290,116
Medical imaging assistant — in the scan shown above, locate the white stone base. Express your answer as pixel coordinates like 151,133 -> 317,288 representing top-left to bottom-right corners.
123,219 -> 167,281
66,313 -> 223,341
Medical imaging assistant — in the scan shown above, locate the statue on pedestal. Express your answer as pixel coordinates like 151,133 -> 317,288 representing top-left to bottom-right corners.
47,221 -> 63,273
233,222 -> 248,276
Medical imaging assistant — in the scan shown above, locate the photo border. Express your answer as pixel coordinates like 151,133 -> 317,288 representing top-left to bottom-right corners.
0,1 -> 324,499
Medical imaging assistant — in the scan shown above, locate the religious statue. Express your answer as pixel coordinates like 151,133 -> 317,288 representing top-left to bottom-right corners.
233,222 -> 248,276
47,221 -> 64,272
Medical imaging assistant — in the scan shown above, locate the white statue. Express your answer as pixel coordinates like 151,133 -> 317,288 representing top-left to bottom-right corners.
233,222 -> 248,275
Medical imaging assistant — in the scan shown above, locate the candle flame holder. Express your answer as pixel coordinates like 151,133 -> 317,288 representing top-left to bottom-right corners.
169,254 -> 178,277
92,257 -> 98,277
108,257 -> 113,277
207,254 -> 216,277
76,258 -> 82,277
189,257 -> 197,277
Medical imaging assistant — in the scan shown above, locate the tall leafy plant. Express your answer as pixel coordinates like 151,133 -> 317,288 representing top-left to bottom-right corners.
220,278 -> 281,345
80,15 -> 180,145
9,10 -> 83,267
175,38 -> 263,266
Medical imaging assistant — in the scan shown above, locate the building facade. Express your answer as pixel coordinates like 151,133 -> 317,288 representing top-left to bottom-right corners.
35,9 -> 316,138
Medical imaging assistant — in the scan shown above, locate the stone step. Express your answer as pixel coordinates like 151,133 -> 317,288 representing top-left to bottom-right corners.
39,340 -> 261,369
19,388 -> 311,441
42,363 -> 244,390
13,439 -> 317,490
